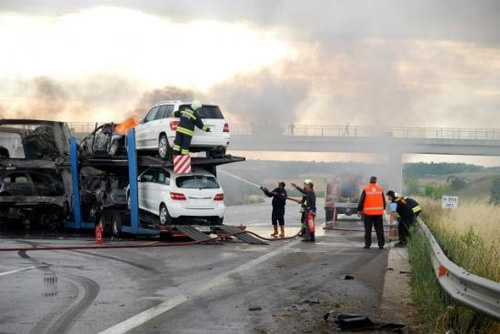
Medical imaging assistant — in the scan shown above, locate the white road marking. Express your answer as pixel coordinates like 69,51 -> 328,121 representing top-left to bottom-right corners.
0,265 -> 39,277
98,240 -> 299,334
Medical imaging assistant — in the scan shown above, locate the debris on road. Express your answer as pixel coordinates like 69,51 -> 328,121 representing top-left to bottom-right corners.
323,312 -> 406,333
249,307 -> 262,311
344,275 -> 355,280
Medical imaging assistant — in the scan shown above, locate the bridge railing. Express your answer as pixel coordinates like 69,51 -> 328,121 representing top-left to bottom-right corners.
67,122 -> 500,140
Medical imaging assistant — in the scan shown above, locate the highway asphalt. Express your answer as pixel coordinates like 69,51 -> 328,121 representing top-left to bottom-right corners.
0,200 -> 392,334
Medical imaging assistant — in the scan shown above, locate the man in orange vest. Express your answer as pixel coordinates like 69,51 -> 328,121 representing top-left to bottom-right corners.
357,176 -> 386,249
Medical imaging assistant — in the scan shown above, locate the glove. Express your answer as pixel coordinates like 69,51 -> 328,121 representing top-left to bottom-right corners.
206,127 -> 211,132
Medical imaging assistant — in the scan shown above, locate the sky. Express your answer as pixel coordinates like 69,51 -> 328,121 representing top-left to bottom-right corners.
0,0 -> 499,165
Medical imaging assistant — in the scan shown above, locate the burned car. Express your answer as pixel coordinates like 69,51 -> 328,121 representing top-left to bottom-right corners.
80,173 -> 128,235
0,169 -> 69,231
80,123 -> 126,157
0,119 -> 71,161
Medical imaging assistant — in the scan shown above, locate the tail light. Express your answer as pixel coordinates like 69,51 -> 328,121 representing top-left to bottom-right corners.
170,192 -> 186,200
170,120 -> 179,131
214,193 -> 224,201
223,123 -> 229,133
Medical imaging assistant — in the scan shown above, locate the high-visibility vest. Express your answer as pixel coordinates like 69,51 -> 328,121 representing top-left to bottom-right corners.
363,184 -> 385,215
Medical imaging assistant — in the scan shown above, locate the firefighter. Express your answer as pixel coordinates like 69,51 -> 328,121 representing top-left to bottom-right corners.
357,176 -> 386,249
402,195 -> 422,222
291,179 -> 316,242
386,190 -> 415,247
260,182 -> 287,238
172,100 -> 210,156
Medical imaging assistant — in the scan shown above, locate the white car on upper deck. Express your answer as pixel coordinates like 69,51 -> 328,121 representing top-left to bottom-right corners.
134,101 -> 230,160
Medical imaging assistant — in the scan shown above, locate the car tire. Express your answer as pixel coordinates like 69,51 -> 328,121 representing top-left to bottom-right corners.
159,204 -> 172,225
158,134 -> 171,161
109,140 -> 119,156
111,212 -> 122,238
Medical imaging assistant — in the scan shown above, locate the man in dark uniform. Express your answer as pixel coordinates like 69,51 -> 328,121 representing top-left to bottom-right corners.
386,190 -> 415,247
291,179 -> 316,242
172,100 -> 210,157
401,195 -> 422,223
261,182 -> 287,238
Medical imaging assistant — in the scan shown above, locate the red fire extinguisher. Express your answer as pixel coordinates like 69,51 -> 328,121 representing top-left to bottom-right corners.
95,222 -> 103,245
307,211 -> 316,233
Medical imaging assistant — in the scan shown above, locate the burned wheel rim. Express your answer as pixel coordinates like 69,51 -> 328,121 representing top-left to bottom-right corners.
158,135 -> 169,160
109,141 -> 118,155
112,213 -> 121,237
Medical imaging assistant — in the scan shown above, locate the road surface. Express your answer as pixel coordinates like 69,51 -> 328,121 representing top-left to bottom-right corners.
0,201 -> 393,334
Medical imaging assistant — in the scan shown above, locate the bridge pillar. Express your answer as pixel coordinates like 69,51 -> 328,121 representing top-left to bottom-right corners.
386,151 -> 403,194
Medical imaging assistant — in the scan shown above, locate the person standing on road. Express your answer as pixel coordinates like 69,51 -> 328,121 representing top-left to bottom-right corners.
172,100 -> 211,156
386,191 -> 415,247
357,176 -> 386,249
260,182 -> 287,238
291,179 -> 316,242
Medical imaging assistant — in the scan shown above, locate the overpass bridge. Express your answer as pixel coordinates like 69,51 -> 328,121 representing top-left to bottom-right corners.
70,123 -> 500,192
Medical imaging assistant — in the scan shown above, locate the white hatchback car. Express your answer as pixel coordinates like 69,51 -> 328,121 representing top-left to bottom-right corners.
126,167 -> 225,225
134,101 -> 231,160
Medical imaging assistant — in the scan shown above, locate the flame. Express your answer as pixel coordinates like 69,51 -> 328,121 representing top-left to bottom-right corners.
115,116 -> 139,135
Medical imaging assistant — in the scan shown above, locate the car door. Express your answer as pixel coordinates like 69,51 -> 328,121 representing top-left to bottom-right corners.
151,168 -> 170,213
136,107 -> 159,149
150,105 -> 169,146
137,169 -> 154,212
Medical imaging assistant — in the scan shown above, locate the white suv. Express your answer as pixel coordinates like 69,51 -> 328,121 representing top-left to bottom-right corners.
126,167 -> 225,225
135,101 -> 230,160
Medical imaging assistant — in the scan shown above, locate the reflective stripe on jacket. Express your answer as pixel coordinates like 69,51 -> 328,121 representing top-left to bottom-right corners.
362,184 -> 385,215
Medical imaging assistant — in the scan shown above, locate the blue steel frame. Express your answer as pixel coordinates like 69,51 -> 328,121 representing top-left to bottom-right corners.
120,129 -> 159,236
64,137 -> 95,230
64,132 -> 158,236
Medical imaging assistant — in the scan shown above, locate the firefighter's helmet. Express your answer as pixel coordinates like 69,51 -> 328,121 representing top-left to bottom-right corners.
191,100 -> 202,111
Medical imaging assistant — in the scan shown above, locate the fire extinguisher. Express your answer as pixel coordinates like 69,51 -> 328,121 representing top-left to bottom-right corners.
307,211 -> 316,233
95,222 -> 103,245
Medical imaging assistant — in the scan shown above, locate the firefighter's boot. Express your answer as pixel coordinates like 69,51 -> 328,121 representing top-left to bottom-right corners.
271,225 -> 278,238
279,226 -> 285,238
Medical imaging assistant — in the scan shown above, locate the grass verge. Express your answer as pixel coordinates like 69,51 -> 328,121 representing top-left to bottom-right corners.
407,198 -> 500,333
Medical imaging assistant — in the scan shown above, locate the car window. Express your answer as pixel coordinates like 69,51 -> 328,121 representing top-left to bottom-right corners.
158,170 -> 170,185
166,105 -> 174,117
141,169 -> 158,183
179,105 -> 224,119
144,107 -> 159,123
176,175 -> 220,189
155,105 -> 168,120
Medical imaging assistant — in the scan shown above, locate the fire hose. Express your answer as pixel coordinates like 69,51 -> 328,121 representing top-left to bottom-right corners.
0,229 -> 301,253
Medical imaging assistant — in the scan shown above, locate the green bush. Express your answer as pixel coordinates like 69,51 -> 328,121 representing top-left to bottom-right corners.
424,183 -> 448,199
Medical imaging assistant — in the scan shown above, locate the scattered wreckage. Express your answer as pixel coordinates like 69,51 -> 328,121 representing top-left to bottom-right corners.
0,119 -> 73,231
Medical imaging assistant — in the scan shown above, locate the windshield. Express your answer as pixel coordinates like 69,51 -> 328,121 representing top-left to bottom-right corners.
176,175 -> 220,189
179,105 -> 224,119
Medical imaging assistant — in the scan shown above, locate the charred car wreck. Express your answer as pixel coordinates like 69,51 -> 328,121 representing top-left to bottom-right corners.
81,171 -> 128,227
80,123 -> 126,157
0,119 -> 73,231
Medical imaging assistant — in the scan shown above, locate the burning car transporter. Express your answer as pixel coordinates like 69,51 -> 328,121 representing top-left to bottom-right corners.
0,118 -> 266,244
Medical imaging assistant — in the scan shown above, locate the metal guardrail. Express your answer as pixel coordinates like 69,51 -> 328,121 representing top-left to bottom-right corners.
417,218 -> 500,320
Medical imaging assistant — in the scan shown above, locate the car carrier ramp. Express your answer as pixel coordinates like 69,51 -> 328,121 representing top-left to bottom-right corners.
215,225 -> 268,245
173,225 -> 219,243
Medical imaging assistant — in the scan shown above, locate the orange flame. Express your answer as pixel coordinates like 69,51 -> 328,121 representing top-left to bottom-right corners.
115,116 -> 139,135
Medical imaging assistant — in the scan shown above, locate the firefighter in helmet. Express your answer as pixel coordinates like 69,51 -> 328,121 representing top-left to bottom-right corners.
172,100 -> 210,156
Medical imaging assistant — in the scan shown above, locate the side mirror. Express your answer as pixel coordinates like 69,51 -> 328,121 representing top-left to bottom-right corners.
139,118 -> 144,124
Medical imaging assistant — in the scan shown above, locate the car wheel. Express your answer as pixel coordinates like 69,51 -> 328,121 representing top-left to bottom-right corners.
158,134 -> 171,161
109,140 -> 119,156
111,212 -> 122,238
159,204 -> 172,225
88,203 -> 100,222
